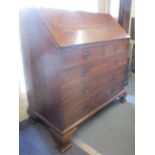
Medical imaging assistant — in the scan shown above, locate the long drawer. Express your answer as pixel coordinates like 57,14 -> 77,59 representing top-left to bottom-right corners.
61,39 -> 129,69
63,81 -> 124,127
61,65 -> 127,107
62,52 -> 128,87
95,82 -> 124,106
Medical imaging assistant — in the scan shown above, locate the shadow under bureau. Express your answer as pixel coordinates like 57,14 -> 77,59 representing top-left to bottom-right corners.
20,8 -> 130,152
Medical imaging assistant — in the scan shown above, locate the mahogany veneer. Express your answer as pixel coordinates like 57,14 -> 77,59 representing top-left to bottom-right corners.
20,8 -> 129,152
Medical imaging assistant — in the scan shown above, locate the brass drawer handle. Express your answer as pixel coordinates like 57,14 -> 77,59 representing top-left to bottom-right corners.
81,67 -> 89,75
82,87 -> 91,94
83,51 -> 91,59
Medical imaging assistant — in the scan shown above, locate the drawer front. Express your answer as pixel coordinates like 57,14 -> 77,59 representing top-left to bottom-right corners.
63,97 -> 96,127
61,39 -> 129,69
95,82 -> 124,105
61,45 -> 104,69
104,40 -> 129,56
63,81 -> 124,127
61,64 -> 127,107
62,52 -> 128,87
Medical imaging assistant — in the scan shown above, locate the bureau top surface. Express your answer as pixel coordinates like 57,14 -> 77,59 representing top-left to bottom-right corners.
37,8 -> 129,47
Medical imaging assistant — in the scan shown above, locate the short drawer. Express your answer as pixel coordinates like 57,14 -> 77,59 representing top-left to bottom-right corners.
104,39 -> 129,56
61,39 -> 129,69
62,52 -> 128,86
61,64 -> 127,107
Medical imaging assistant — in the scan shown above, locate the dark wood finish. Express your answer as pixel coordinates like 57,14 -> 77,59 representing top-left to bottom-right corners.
20,8 -> 129,152
62,65 -> 127,108
62,52 -> 128,87
38,8 -> 129,47
62,90 -> 127,133
118,0 -> 132,33
63,81 -> 124,127
51,127 -> 77,152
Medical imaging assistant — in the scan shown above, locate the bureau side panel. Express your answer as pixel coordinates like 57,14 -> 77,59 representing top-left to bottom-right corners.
19,9 -> 63,130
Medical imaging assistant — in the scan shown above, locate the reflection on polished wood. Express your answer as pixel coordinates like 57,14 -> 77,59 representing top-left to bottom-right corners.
38,8 -> 129,47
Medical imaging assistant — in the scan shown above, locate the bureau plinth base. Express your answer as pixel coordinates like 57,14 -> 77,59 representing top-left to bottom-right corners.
51,127 -> 77,152
28,107 -> 77,152
26,91 -> 127,152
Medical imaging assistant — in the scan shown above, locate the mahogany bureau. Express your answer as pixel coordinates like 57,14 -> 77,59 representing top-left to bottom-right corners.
20,8 -> 130,152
